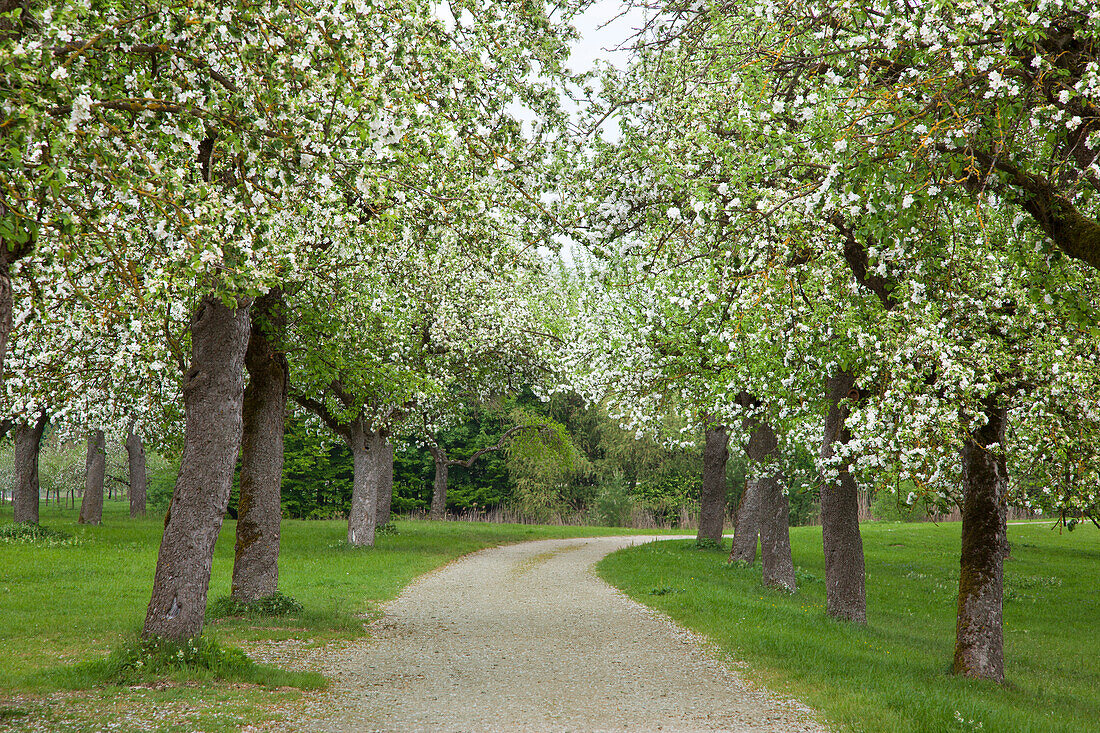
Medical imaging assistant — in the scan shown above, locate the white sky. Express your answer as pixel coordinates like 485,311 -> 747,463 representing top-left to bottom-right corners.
566,3 -> 648,74
551,3 -> 649,264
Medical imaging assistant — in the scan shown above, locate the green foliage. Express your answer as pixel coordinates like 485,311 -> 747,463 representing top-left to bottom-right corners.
279,413 -> 354,519
632,472 -> 699,526
601,523 -> 1100,733
588,472 -> 634,527
871,483 -> 945,522
275,389 -> 829,529
207,592 -> 304,620
145,458 -> 180,512
438,403 -> 522,512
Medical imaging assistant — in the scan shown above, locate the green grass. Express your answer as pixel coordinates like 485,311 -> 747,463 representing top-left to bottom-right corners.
598,521 -> 1100,733
0,498 -> 674,731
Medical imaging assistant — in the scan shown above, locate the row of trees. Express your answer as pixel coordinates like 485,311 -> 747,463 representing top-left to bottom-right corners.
553,0 -> 1100,684
5,395 -> 763,526
1,0 -> 582,641
2,0 -> 1098,687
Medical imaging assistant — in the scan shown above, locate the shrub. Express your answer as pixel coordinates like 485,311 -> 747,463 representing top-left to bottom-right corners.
589,472 -> 634,527
694,537 -> 726,551
104,636 -> 251,683
206,591 -> 304,619
0,523 -> 77,546
83,634 -> 324,689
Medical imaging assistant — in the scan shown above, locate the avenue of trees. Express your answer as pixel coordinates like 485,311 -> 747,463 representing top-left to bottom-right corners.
3,0 -> 1099,686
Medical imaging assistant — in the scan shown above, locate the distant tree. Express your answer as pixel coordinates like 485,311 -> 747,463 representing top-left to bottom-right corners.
77,429 -> 105,525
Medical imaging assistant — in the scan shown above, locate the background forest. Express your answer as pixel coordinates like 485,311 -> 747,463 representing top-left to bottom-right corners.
1,391 -> 832,528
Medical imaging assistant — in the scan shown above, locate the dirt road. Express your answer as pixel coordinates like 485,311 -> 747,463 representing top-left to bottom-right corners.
272,536 -> 827,733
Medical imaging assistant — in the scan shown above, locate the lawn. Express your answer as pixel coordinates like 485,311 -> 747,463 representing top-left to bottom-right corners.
597,521 -> 1100,733
0,499 -> 671,731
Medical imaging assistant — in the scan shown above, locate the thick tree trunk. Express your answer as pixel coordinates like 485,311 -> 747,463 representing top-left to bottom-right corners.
820,370 -> 867,623
126,430 -> 147,517
429,446 -> 449,520
232,290 -> 288,602
741,394 -> 796,591
729,478 -> 762,563
952,397 -> 1009,683
12,410 -> 47,524
375,437 -> 394,526
78,429 -> 106,525
346,422 -> 380,546
759,473 -> 796,592
142,296 -> 251,640
698,421 -> 729,544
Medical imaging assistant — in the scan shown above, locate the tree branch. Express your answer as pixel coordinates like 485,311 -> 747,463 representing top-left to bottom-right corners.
291,391 -> 346,438
447,424 -> 550,469
827,212 -> 899,311
967,148 -> 1100,271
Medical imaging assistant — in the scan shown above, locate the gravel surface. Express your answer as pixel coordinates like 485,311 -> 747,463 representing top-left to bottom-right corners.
265,536 -> 829,733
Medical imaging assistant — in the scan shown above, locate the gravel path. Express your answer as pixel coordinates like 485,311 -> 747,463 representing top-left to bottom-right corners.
269,536 -> 828,733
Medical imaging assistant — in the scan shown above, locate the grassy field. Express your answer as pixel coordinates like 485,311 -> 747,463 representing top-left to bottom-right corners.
0,499 -> 671,732
598,521 -> 1100,733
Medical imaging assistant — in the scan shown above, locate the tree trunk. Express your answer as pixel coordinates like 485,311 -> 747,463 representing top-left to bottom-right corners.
232,290 -> 288,602
346,421 -> 379,546
429,446 -> 449,520
759,473 -> 796,592
819,370 -> 867,622
12,410 -> 47,524
740,394 -> 796,591
730,479 -> 762,563
78,429 -> 106,525
142,296 -> 251,640
126,430 -> 147,517
0,259 -> 11,395
952,396 -> 1009,683
697,421 -> 729,544
375,436 -> 394,526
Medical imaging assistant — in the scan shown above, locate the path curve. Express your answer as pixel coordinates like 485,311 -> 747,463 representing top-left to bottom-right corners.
274,536 -> 828,733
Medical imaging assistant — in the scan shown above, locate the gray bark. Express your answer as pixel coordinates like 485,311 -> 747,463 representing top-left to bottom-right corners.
126,430 -> 147,517
346,421 -> 380,546
697,421 -> 729,544
729,478 -> 761,563
142,296 -> 251,640
819,370 -> 867,623
12,410 -> 47,523
429,446 -> 448,520
0,258 -> 12,395
232,290 -> 287,602
376,437 -> 394,525
759,473 -> 796,592
78,429 -> 106,525
952,396 -> 1009,683
740,393 -> 796,591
